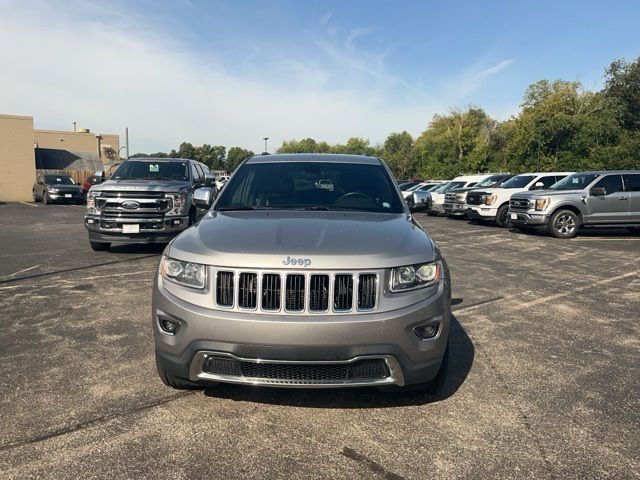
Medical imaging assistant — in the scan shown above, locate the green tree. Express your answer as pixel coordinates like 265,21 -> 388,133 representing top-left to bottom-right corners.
603,57 -> 640,130
176,142 -> 196,160
381,131 -> 415,179
226,147 -> 255,173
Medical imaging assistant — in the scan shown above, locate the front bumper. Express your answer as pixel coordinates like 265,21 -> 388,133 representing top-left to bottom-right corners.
444,202 -> 466,216
426,201 -> 445,214
508,210 -> 550,226
47,192 -> 83,202
466,206 -> 498,220
84,214 -> 189,244
153,276 -> 451,388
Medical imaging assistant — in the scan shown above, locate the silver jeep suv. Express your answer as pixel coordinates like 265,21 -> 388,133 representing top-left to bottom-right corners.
153,154 -> 451,391
509,170 -> 640,238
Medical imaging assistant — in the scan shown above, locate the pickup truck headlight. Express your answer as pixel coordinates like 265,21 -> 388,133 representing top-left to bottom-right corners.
166,191 -> 187,216
535,198 -> 550,211
456,193 -> 466,201
86,191 -> 99,214
48,188 -> 59,193
160,256 -> 206,289
391,262 -> 441,292
484,194 -> 497,206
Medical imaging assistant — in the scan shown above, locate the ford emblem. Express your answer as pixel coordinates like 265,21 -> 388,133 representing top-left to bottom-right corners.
121,200 -> 140,210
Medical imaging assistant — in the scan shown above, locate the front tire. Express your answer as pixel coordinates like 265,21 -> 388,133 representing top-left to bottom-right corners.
90,240 -> 111,251
548,209 -> 580,239
495,204 -> 510,228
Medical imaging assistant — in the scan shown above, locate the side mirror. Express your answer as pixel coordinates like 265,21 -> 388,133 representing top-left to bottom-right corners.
193,187 -> 213,208
204,174 -> 215,188
591,187 -> 606,196
530,181 -> 545,190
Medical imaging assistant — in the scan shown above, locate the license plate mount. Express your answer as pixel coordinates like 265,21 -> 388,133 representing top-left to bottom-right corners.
122,224 -> 140,234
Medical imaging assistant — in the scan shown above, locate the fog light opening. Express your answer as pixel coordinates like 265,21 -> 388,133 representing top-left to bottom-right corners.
159,317 -> 181,335
414,322 -> 440,340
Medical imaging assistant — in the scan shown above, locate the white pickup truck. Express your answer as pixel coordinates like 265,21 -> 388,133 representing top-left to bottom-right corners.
465,172 -> 574,227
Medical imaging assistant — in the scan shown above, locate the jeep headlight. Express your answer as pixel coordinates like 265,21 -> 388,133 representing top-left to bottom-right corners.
391,262 -> 441,292
160,256 -> 206,289
86,191 -> 99,214
166,191 -> 187,216
535,198 -> 550,211
484,194 -> 497,206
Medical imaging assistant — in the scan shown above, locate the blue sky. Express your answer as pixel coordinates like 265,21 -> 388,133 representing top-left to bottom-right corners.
1,0 -> 638,153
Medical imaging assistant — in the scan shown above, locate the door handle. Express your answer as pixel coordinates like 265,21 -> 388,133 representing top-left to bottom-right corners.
619,196 -> 628,200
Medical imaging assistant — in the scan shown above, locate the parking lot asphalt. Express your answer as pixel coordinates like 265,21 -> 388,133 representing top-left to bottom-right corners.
0,202 -> 638,479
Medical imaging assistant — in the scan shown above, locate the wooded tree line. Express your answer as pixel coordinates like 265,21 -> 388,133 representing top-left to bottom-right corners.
131,144 -> 255,173
132,57 -> 639,179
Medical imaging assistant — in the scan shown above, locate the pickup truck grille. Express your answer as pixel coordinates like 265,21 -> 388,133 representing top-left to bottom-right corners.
510,198 -> 531,210
95,191 -> 172,214
216,270 -> 379,313
466,192 -> 484,206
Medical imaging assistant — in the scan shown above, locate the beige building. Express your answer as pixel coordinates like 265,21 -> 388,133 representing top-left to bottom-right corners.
0,113 -> 120,202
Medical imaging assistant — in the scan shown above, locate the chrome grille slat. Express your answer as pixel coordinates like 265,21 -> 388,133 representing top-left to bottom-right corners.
357,274 -> 377,310
285,274 -> 305,312
333,274 -> 354,311
216,271 -> 234,307
238,273 -> 257,309
309,275 -> 329,312
261,274 -> 281,311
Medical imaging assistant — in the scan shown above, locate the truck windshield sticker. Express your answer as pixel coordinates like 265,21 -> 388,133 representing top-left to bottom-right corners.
149,164 -> 159,172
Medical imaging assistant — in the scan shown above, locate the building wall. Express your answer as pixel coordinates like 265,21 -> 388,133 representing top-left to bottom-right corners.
0,114 -> 36,202
34,130 -> 120,164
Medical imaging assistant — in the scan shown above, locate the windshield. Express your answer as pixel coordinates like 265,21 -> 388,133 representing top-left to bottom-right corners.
399,181 -> 420,190
112,160 -> 190,181
216,161 -> 404,213
500,175 -> 536,189
44,175 -> 75,185
549,173 -> 600,190
476,175 -> 508,188
435,181 -> 465,193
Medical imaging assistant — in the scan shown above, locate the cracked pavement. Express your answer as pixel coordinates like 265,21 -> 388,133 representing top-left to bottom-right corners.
0,203 -> 638,479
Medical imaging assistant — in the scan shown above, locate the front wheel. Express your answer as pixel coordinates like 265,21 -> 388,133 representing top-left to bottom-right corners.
548,210 -> 580,239
90,240 -> 111,251
495,204 -> 510,228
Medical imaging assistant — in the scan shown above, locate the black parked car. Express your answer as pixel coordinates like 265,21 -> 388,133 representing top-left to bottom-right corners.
33,174 -> 83,204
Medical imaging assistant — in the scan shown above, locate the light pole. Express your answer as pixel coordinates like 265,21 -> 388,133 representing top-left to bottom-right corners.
263,137 -> 269,153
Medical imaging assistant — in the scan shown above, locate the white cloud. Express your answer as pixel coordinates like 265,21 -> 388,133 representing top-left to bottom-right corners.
0,2 -> 440,153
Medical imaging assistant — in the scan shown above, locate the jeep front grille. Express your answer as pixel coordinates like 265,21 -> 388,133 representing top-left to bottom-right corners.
214,270 -> 379,313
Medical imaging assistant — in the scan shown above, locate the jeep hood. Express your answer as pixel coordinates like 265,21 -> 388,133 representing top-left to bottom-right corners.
90,179 -> 190,193
169,211 -> 436,269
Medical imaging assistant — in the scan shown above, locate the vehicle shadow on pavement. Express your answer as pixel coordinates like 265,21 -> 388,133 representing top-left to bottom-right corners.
509,226 -> 638,238
106,243 -> 166,254
203,315 -> 473,408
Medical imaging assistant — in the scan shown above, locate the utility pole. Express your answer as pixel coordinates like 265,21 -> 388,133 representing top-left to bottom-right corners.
263,137 -> 269,153
73,122 -> 76,132
125,127 -> 129,159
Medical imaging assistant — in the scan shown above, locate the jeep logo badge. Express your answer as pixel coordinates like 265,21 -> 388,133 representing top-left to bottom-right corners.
283,256 -> 311,267
121,200 -> 140,210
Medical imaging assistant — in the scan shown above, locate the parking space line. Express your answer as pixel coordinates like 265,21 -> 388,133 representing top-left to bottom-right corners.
4,265 -> 40,278
0,255 -> 159,285
18,201 -> 37,207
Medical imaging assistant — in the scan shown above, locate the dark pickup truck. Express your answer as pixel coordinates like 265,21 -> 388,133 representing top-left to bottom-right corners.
84,158 -> 216,251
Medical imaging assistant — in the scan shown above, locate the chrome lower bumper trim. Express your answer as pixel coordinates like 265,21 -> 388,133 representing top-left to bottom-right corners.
188,351 -> 405,388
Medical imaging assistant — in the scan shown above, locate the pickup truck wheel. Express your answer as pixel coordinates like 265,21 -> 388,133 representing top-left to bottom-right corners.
495,204 -> 510,228
90,241 -> 111,251
548,210 -> 579,239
